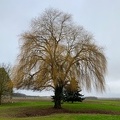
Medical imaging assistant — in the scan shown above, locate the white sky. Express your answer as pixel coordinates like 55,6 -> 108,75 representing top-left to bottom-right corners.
0,0 -> 120,98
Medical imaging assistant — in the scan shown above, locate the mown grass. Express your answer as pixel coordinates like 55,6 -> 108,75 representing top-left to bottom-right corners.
63,99 -> 120,112
0,101 -> 53,118
0,99 -> 119,120
0,114 -> 120,120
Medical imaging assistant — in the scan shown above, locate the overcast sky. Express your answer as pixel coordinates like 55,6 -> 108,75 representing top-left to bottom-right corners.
0,0 -> 120,98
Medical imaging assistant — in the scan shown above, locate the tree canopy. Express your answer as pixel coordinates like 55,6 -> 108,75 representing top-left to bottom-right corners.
13,8 -> 107,108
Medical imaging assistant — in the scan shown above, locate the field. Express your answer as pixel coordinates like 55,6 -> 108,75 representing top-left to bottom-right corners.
0,97 -> 120,120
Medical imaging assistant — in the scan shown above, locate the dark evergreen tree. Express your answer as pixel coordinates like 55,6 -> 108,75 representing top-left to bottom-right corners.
63,89 -> 85,103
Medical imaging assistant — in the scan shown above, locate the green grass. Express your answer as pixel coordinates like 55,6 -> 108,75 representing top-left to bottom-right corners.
0,101 -> 53,118
63,99 -> 120,112
0,99 -> 119,120
0,114 -> 120,120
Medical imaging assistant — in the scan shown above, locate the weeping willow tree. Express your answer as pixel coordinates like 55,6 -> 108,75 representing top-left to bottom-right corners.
12,8 -> 107,109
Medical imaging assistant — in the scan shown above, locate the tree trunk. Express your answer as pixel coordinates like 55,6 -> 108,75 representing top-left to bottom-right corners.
0,95 -> 2,105
54,86 -> 63,109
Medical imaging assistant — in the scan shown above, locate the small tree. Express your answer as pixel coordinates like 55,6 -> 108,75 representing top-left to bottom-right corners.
13,8 -> 107,109
63,89 -> 85,103
0,65 -> 13,104
63,79 -> 85,103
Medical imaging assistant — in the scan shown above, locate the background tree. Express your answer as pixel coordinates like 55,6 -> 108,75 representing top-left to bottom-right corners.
63,79 -> 85,103
12,8 -> 107,109
0,64 -> 13,104
63,89 -> 85,103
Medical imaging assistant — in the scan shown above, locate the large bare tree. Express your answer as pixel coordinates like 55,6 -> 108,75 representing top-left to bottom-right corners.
13,8 -> 107,108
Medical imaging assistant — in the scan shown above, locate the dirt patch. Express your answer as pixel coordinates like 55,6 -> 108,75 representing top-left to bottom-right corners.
15,107 -> 69,117
14,107 -> 120,117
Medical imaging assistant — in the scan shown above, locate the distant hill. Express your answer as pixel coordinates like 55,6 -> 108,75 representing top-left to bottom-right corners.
85,96 -> 98,100
12,93 -> 26,97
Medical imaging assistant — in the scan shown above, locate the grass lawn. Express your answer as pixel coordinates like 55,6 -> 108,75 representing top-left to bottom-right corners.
63,99 -> 120,112
0,114 -> 120,120
0,98 -> 119,120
